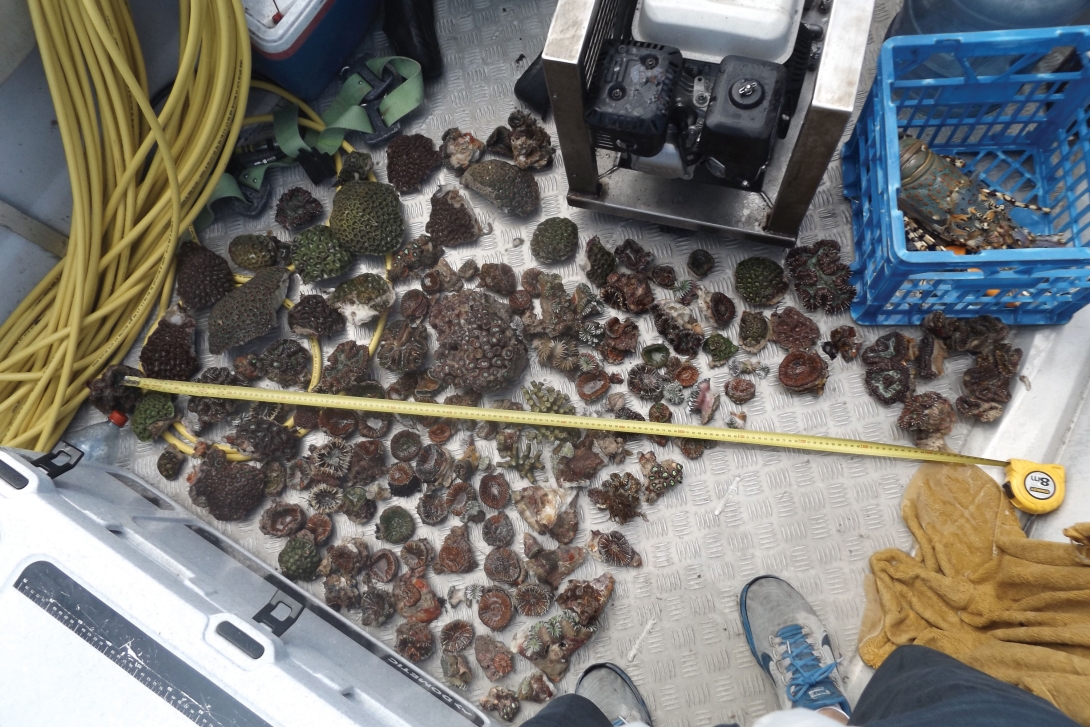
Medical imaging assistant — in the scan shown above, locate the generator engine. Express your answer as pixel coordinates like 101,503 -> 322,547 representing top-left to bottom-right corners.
584,0 -> 820,191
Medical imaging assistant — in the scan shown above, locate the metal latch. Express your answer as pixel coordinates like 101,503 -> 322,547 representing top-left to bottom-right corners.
253,588 -> 304,637
32,442 -> 83,478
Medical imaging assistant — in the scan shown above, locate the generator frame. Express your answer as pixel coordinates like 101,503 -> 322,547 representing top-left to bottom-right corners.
542,0 -> 874,246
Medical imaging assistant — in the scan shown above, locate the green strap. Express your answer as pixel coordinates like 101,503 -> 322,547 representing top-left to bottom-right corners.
192,172 -> 249,231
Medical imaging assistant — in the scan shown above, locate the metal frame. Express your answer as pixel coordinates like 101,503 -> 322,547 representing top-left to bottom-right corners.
542,0 -> 873,246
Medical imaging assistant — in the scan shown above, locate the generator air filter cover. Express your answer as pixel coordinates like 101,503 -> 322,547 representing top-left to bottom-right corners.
632,0 -> 804,64
585,41 -> 683,158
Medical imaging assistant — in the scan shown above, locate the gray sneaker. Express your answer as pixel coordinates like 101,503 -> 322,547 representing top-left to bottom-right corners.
575,662 -> 653,725
739,576 -> 851,716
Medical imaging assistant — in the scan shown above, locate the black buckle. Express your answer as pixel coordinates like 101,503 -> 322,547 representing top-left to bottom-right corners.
361,103 -> 402,146
294,147 -> 337,184
32,442 -> 83,478
339,58 -> 402,103
253,588 -> 304,637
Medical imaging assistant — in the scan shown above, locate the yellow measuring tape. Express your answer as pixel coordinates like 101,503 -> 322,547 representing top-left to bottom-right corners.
123,376 -> 1065,514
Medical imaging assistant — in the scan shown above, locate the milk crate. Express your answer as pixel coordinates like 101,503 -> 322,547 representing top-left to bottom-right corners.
842,27 -> 1090,325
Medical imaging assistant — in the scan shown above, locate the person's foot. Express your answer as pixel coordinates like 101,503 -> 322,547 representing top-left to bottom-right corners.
739,576 -> 852,717
575,662 -> 653,725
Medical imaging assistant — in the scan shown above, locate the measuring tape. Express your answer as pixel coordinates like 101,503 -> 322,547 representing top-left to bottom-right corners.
123,376 -> 1066,514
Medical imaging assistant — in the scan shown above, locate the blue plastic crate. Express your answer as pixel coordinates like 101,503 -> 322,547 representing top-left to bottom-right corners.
842,27 -> 1090,326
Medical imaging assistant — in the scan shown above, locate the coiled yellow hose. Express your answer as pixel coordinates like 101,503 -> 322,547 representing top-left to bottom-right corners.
0,0 -> 250,451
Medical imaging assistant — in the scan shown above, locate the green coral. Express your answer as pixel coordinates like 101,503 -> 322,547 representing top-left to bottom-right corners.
584,236 -> 616,286
530,217 -> 578,264
132,391 -> 175,442
228,233 -> 279,270
703,333 -> 739,368
292,226 -> 352,283
279,535 -> 321,581
462,160 -> 540,216
207,267 -> 290,354
330,273 -> 395,325
496,428 -> 544,481
328,180 -> 404,256
521,381 -> 577,443
337,151 -> 375,185
734,257 -> 789,306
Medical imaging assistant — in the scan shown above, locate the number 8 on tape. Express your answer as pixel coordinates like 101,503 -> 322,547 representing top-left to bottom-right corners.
1004,459 -> 1065,515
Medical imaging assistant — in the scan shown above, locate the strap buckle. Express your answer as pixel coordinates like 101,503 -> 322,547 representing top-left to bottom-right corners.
360,103 -> 402,146
339,58 -> 403,103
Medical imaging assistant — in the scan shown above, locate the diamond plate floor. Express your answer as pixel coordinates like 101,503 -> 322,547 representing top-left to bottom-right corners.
60,0 -> 1029,724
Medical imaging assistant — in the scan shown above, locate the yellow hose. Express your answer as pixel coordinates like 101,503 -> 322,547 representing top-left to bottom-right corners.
0,0 -> 250,451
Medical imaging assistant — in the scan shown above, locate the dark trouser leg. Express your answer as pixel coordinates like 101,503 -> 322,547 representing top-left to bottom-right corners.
849,644 -> 1079,727
521,694 -> 615,727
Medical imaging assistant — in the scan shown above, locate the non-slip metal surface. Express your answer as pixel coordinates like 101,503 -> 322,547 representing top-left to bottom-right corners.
61,1 -> 1071,725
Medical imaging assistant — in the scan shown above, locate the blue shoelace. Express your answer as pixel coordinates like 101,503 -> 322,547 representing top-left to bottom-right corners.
775,624 -> 840,707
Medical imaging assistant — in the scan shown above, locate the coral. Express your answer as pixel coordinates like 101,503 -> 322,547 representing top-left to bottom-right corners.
446,481 -> 484,523
779,351 -> 829,395
502,111 -> 554,170
475,634 -> 516,682
478,512 -> 514,547
441,620 -> 476,653
132,392 -> 176,441
228,418 -> 297,462
571,370 -> 608,403
615,239 -> 654,274
416,444 -> 453,486
726,377 -> 756,404
417,487 -> 450,525
700,291 -> 735,329
441,652 -> 473,689
256,503 -> 305,538
292,226 -> 351,283
521,268 -> 545,296
480,262 -> 518,296
278,535 -> 321,581
336,150 -> 374,184
556,572 -> 614,626
394,573 -> 442,623
346,439 -> 387,487
441,128 -> 484,174
426,186 -> 483,246
390,430 -> 423,462
434,525 -> 477,574
916,333 -> 948,380
288,294 -> 345,338
571,283 -> 602,319
784,239 -> 856,314
771,306 -> 821,352
359,588 -> 395,626
864,365 -> 914,405
533,338 -> 580,373
687,249 -> 715,278
395,621 -> 435,662
588,530 -> 643,567
386,134 -> 442,193
480,686 -> 521,723
366,549 -> 399,583
207,267 -> 290,354
531,273 -> 580,339
429,290 -> 528,392
588,472 -> 644,524
326,540 -> 367,576
651,301 -> 704,357
478,587 -> 515,631
309,437 -> 353,477
862,332 -> 917,370
584,236 -> 617,287
262,460 -> 288,496
376,505 -> 415,544
400,289 -> 431,320
639,451 -> 683,503
140,308 -> 198,381
175,242 -> 233,309
530,217 -> 578,264
738,311 -> 771,354
661,381 -> 685,406
825,325 -> 862,362
521,380 -> 577,443
309,484 -> 344,514
484,547 -> 525,585
735,257 -> 789,306
513,583 -> 552,618
518,674 -> 554,703
316,341 -> 371,395
306,512 -> 333,545
963,345 -> 1022,403
511,485 -> 566,535
922,312 -> 1009,355
956,396 -> 1004,422
703,333 -> 738,368
600,272 -> 655,314
514,610 -> 597,682
324,573 -> 360,611
496,429 -> 544,480
479,472 -> 511,509
275,187 -> 322,228
87,364 -> 143,416
688,379 -> 720,425
508,290 -> 533,314
228,233 -> 279,270
556,443 -> 605,485
627,363 -> 667,401
329,273 -> 395,326
328,180 -> 404,255
376,319 -> 429,373
898,391 -> 957,450
390,235 -> 442,281
157,446 -> 185,480
402,540 -> 434,577
257,338 -> 311,387
524,533 -> 586,590
186,367 -> 241,429
462,160 -> 539,216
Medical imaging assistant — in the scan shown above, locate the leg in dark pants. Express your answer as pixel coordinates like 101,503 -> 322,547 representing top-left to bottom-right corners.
850,644 -> 1079,727
521,693 -> 615,727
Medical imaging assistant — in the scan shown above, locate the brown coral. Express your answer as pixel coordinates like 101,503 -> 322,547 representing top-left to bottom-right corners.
386,134 -> 442,193
779,350 -> 829,395
556,572 -> 614,626
434,525 -> 477,574
429,290 -> 529,392
478,587 -> 514,631
771,306 -> 821,351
